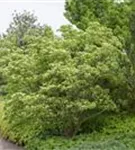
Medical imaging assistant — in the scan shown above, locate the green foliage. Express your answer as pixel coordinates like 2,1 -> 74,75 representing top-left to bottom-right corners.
65,0 -> 132,40
1,101 -> 135,150
0,21 -> 130,143
0,8 -> 135,150
23,114 -> 135,150
64,0 -> 135,64
65,0 -> 135,110
5,10 -> 46,47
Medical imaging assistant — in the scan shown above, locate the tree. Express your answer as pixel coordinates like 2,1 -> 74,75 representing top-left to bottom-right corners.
6,10 -> 44,47
65,0 -> 133,43
65,0 -> 135,109
2,22 -> 130,139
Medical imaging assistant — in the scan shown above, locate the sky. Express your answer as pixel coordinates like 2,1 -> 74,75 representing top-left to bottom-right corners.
0,0 -> 70,34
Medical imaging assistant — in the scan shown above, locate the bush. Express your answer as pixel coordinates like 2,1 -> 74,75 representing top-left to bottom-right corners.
0,22 -> 130,143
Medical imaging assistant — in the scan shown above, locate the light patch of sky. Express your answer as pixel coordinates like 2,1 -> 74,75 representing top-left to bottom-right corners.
0,0 -> 70,34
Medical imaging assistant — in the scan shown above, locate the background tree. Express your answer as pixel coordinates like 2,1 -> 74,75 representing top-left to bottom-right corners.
64,0 -> 135,52
65,0 -> 135,109
6,10 -> 44,47
65,0 -> 131,38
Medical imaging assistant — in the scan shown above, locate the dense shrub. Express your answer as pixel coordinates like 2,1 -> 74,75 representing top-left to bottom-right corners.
0,22 -> 130,143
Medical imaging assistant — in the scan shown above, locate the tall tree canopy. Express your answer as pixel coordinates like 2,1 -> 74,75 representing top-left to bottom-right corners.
65,0 -> 135,77
65,0 -> 133,43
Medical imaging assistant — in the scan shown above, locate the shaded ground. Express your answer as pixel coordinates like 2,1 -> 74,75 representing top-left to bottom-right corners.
0,138 -> 23,150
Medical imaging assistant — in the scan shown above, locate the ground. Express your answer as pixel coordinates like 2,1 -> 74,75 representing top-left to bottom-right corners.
0,138 -> 23,150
